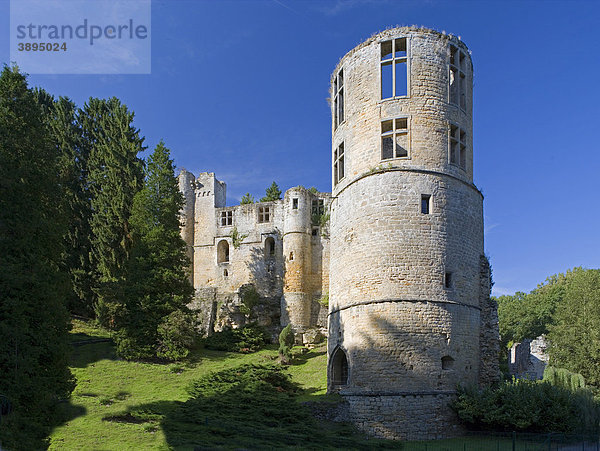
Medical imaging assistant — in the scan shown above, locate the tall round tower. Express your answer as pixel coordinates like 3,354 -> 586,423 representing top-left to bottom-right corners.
328,27 -> 488,440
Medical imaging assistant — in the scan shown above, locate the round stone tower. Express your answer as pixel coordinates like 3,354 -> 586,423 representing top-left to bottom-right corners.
281,187 -> 313,332
327,27 -> 487,440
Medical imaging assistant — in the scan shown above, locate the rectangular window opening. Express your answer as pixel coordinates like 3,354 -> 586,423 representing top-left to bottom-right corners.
449,44 -> 467,110
449,123 -> 467,170
333,69 -> 344,130
381,37 -> 408,100
334,142 -> 345,185
258,206 -> 271,223
292,198 -> 298,209
381,117 -> 410,160
445,272 -> 453,289
220,211 -> 233,226
421,194 -> 431,214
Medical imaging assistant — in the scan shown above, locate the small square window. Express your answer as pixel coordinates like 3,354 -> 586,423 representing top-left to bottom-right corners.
312,227 -> 319,236
258,206 -> 271,223
381,117 -> 409,160
421,194 -> 431,214
292,198 -> 298,209
220,210 -> 233,226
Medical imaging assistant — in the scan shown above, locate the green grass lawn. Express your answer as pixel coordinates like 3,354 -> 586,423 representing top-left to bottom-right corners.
50,320 -> 393,450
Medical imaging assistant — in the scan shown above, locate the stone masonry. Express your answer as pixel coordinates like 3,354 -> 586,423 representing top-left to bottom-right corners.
327,27 -> 500,440
178,25 -> 500,441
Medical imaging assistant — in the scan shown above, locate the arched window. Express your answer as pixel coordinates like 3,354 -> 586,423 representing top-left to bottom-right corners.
265,237 -> 275,258
441,355 -> 454,370
217,240 -> 229,263
331,347 -> 349,386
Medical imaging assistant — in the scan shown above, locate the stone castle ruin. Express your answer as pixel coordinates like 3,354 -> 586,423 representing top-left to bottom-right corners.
178,26 -> 499,440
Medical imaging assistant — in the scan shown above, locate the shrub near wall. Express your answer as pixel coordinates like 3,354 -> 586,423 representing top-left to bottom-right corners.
452,379 -> 600,433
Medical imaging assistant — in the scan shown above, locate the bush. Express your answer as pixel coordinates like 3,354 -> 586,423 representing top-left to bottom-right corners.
278,324 -> 295,363
543,366 -> 585,391
157,310 -> 197,361
204,323 -> 270,353
452,379 -> 600,433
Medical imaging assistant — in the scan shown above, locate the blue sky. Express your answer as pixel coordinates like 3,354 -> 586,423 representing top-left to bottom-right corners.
1,0 -> 599,297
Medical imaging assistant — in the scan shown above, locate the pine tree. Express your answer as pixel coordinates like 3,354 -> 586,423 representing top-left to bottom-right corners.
240,192 -> 255,204
114,141 -> 194,360
35,90 -> 95,316
0,65 -> 74,449
80,97 -> 145,326
259,181 -> 282,202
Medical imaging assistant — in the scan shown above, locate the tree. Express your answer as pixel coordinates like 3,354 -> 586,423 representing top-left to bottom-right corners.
240,192 -> 254,204
548,269 -> 600,387
0,65 -> 74,449
35,90 -> 95,316
114,141 -> 194,360
259,181 -> 282,202
80,97 -> 145,326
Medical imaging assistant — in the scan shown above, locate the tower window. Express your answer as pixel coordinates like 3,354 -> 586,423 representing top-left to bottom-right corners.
381,37 -> 408,99
265,237 -> 275,258
223,269 -> 228,277
334,142 -> 345,185
331,347 -> 349,386
258,205 -> 271,223
442,356 -> 455,370
449,124 -> 467,169
449,44 -> 467,110
289,251 -> 294,261
292,198 -> 298,209
220,210 -> 233,226
217,240 -> 229,264
421,194 -> 431,214
444,272 -> 453,289
312,227 -> 319,236
333,69 -> 344,130
381,117 -> 409,159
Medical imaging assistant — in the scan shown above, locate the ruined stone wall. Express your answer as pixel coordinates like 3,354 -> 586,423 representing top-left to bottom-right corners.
327,27 -> 495,440
178,172 -> 332,336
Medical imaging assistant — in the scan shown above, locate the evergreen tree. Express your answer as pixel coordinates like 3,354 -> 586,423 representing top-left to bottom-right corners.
259,181 -> 282,202
80,97 -> 145,326
35,90 -> 95,316
114,141 -> 194,360
0,65 -> 74,448
240,192 -> 254,204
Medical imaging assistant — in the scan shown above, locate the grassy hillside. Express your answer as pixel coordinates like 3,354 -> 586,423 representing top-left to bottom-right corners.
49,320 -> 395,450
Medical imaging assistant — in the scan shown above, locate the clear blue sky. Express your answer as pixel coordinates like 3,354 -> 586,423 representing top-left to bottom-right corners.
1,0 -> 599,297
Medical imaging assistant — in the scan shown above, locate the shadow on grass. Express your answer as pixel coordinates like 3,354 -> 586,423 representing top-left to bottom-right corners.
69,332 -> 117,368
108,363 -> 401,450
290,348 -> 327,366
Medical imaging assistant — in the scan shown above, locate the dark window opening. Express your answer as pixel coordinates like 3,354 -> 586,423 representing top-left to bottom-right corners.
258,206 -> 271,223
292,198 -> 298,209
312,227 -> 319,237
331,347 -> 349,386
442,356 -> 454,370
445,272 -> 453,289
289,251 -> 294,261
223,269 -> 228,277
217,240 -> 229,264
449,124 -> 467,170
381,37 -> 408,99
334,142 -> 345,185
265,237 -> 275,258
312,199 -> 324,216
421,194 -> 431,214
220,210 -> 232,226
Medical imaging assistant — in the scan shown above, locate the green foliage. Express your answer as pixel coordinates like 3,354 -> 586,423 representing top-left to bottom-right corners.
259,181 -> 282,202
548,268 -> 600,387
0,65 -> 75,449
203,323 -> 270,353
278,324 -> 295,362
81,96 -> 145,326
231,226 -> 248,249
543,366 -> 585,391
308,186 -> 319,194
240,192 -> 254,204
239,284 -> 260,315
452,379 -> 600,433
157,310 -> 198,361
318,293 -> 329,307
113,141 -> 194,360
